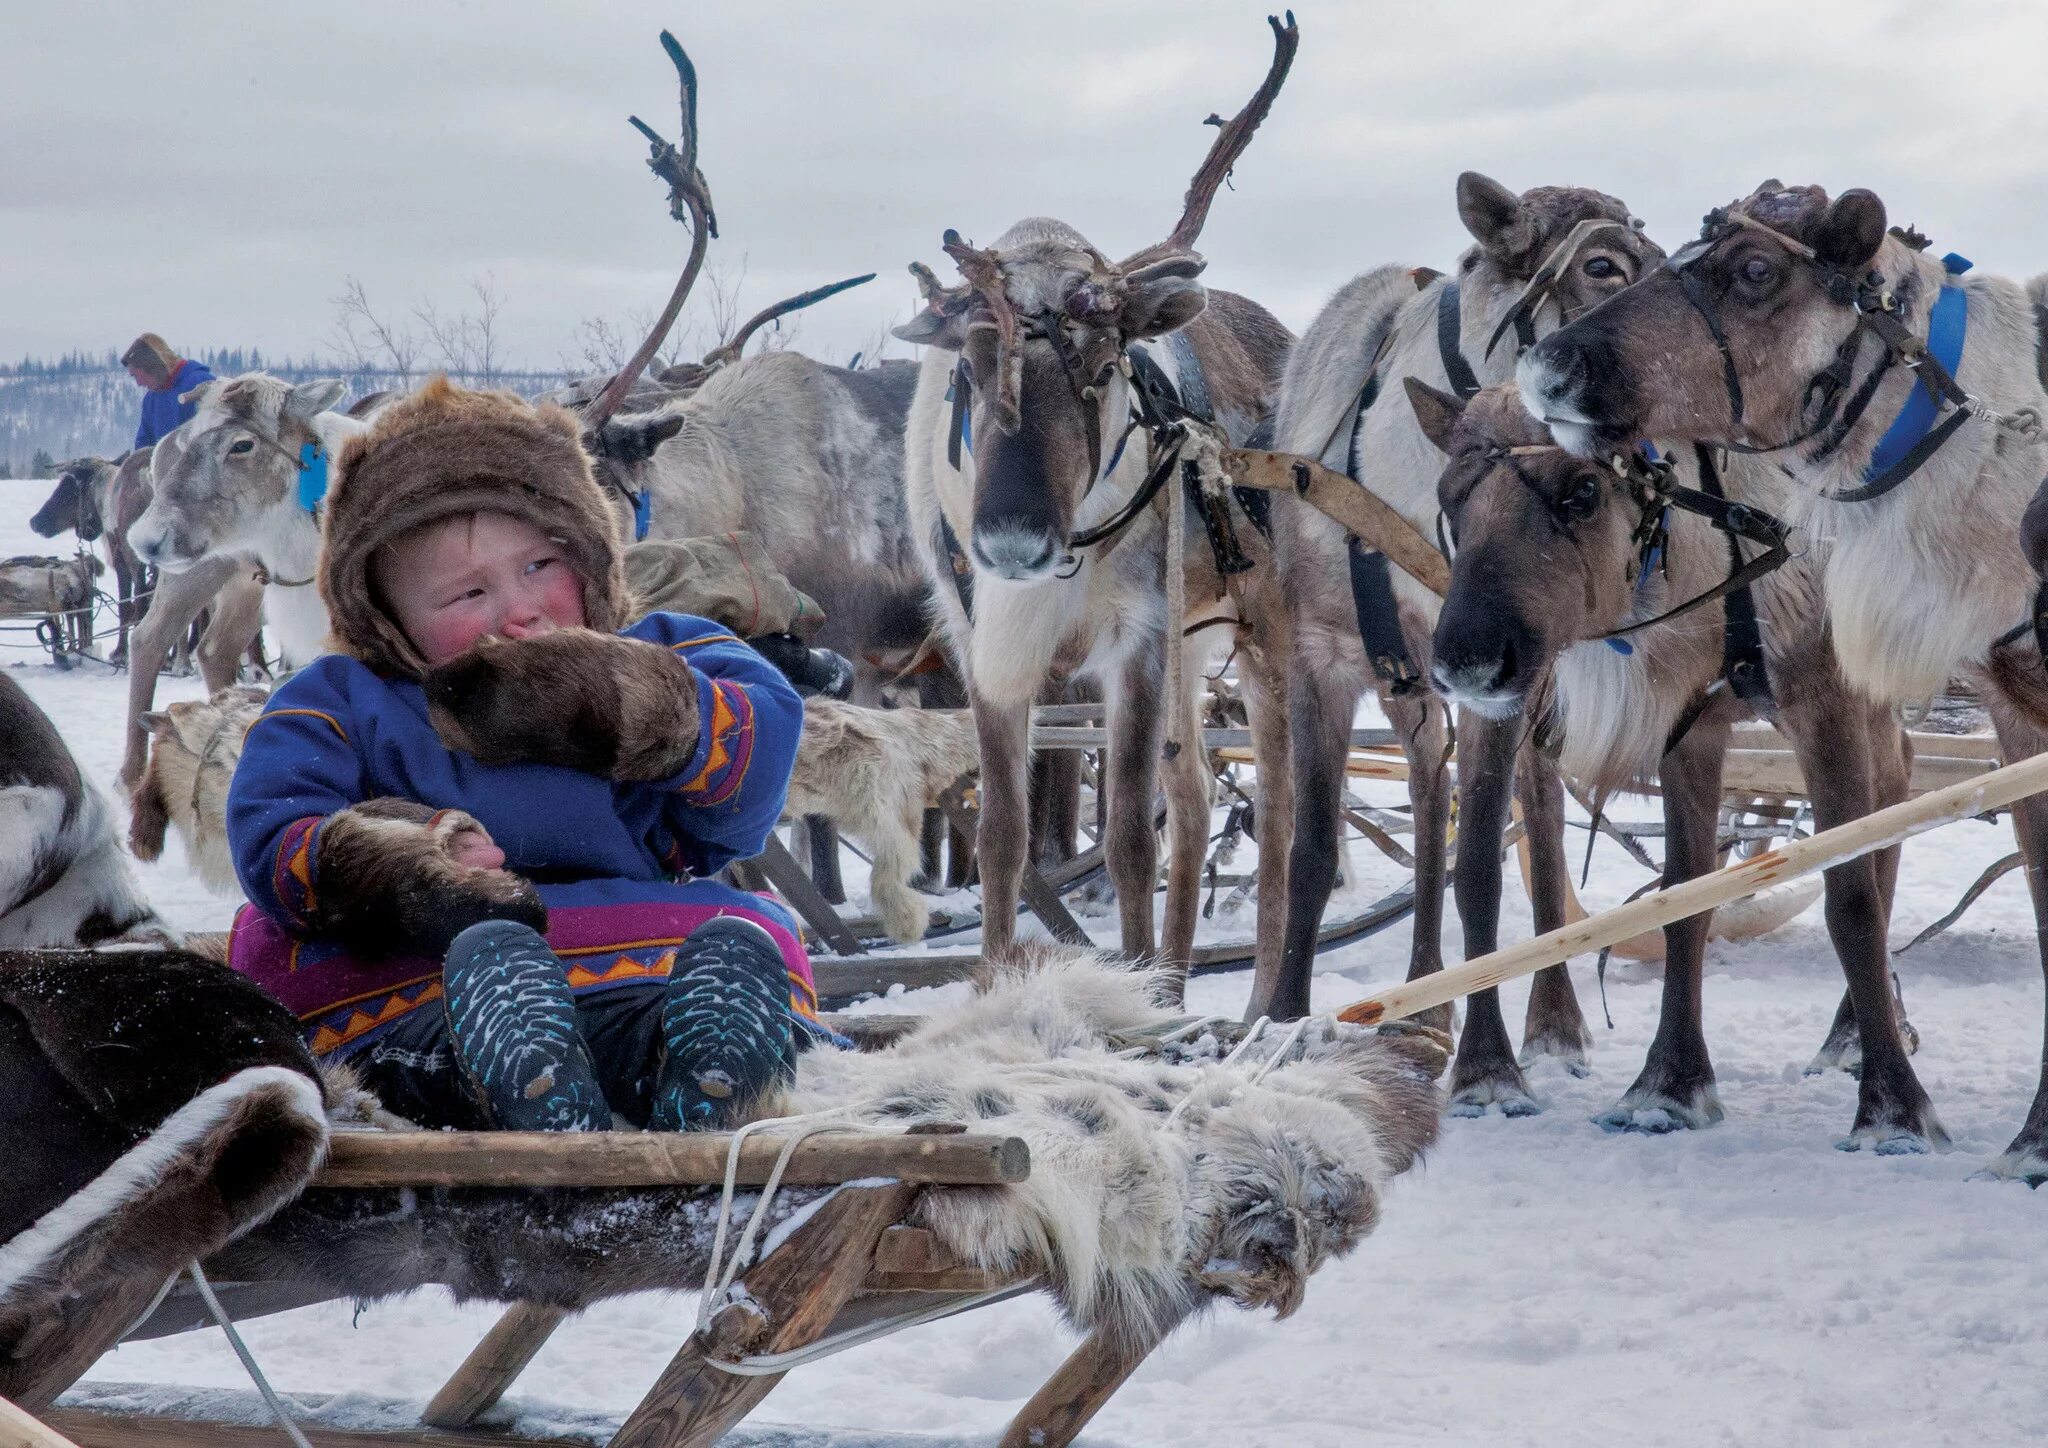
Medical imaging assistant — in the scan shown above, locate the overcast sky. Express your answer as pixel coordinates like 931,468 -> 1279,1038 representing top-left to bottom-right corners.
6,0 -> 2046,372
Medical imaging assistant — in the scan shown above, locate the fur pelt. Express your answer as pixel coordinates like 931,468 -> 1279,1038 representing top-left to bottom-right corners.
309,799 -> 546,957
423,628 -> 700,781
784,699 -> 978,943
130,683 -> 269,891
219,948 -> 1436,1355
322,377 -> 628,681
1,673 -> 167,949
0,949 -> 327,1405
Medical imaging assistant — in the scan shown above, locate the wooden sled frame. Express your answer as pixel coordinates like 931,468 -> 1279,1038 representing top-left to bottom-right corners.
33,1127 -> 1167,1448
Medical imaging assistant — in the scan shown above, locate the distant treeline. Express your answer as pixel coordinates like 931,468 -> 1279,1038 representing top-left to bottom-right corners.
0,353 -> 575,476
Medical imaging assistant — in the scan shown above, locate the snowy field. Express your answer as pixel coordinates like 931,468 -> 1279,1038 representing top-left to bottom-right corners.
4,484 -> 2046,1447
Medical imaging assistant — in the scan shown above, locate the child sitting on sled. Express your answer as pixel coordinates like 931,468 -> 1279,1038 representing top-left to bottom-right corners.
226,377 -> 819,1133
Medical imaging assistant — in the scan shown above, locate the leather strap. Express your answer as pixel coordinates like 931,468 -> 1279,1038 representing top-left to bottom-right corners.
1436,282 -> 1482,401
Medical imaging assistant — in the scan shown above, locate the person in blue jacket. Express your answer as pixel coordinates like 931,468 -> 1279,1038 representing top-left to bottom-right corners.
123,333 -> 216,449
225,377 -> 820,1133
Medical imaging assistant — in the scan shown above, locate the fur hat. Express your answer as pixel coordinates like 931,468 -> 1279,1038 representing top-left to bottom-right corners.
121,333 -> 180,386
319,377 -> 628,680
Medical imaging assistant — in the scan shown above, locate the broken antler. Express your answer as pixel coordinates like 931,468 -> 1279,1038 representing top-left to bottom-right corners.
1126,10 -> 1299,269
586,30 -> 719,429
941,228 -> 1024,435
699,272 -> 877,370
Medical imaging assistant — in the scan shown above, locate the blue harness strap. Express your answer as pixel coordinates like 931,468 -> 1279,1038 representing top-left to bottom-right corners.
1863,255 -> 1971,485
632,490 -> 653,541
295,441 -> 330,513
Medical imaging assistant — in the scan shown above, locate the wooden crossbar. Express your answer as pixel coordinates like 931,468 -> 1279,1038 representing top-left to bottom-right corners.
314,1129 -> 1030,1189
1339,747 -> 2048,1027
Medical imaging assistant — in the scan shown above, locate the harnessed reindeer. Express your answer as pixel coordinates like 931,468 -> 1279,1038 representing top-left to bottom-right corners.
1521,181 -> 2048,1177
892,14 -> 1300,995
1414,382 -> 1928,1144
1261,176 -> 1665,1091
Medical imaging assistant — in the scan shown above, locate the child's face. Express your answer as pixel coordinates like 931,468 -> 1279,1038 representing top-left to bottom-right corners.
378,511 -> 587,668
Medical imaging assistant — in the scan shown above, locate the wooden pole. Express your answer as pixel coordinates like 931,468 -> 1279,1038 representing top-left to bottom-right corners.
1339,748 -> 2048,1027
1,1396 -> 81,1448
420,1304 -> 568,1430
316,1129 -> 1029,1189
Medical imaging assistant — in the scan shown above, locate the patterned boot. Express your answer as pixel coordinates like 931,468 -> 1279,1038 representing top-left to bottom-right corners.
650,917 -> 797,1131
443,920 -> 612,1131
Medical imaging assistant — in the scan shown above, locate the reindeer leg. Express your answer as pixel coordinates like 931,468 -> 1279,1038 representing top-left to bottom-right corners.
971,693 -> 1032,958
1388,686 -> 1452,1013
1807,707 -> 1919,1074
1592,714 -> 1730,1130
1239,623 -> 1293,1004
1104,643 -> 1166,970
1515,742 -> 1591,1074
1978,727 -> 2048,1182
1264,649 -> 1362,1022
118,557 -> 232,789
802,817 -> 848,905
195,568 -> 264,694
1446,710 -> 1540,1117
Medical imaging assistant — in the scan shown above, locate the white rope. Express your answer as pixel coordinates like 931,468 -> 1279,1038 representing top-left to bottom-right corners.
701,1282 -> 1037,1378
188,1262 -> 313,1448
695,1107 -> 863,1334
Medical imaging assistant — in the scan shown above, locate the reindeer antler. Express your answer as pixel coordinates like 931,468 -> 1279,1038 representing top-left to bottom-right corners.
586,30 -> 719,429
1124,11 -> 1299,270
698,272 -> 876,371
942,228 -> 1024,435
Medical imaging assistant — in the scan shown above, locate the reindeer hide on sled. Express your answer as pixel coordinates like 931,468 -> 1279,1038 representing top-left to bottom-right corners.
0,950 -> 328,1407
215,946 -> 1439,1355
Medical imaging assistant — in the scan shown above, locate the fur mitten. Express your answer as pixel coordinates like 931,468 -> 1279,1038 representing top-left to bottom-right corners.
422,629 -> 701,782
310,799 -> 545,957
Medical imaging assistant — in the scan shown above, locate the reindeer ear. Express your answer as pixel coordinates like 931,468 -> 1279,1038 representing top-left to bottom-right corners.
178,379 -> 218,409
285,379 -> 347,420
1456,172 -> 1522,252
891,307 -> 969,350
595,412 -> 687,467
1122,267 -> 1208,341
139,711 -> 174,739
1404,377 -> 1467,455
1813,189 -> 1888,272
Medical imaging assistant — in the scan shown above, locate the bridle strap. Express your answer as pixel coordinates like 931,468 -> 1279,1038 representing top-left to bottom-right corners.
1436,283 -> 1482,401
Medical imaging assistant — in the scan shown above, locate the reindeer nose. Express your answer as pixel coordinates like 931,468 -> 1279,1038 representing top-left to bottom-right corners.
1431,637 -> 1519,702
970,526 -> 1059,581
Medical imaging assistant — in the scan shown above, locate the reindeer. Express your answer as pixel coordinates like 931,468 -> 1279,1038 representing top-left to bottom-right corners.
1520,181 -> 2048,1178
0,672 -> 168,949
1262,174 -> 1666,1085
30,453 -> 152,664
127,375 -> 360,672
1406,381 -> 1932,1143
888,16 -> 1300,993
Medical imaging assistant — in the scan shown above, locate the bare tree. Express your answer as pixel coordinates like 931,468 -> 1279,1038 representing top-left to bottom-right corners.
416,273 -> 506,381
329,277 -> 420,382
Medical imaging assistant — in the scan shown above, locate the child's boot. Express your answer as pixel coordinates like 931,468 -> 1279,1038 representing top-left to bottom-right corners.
443,919 -> 612,1131
650,917 -> 796,1131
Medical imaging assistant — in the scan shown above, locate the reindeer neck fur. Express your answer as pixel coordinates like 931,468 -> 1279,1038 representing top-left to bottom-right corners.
1773,246 -> 2048,703
1546,453 -> 1807,788
259,410 -> 364,668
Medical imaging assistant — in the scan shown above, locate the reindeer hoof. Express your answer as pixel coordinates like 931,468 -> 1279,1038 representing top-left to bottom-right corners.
1968,1145 -> 2048,1186
1518,1032 -> 1592,1079
1447,1077 -> 1542,1119
1594,1082 -> 1723,1134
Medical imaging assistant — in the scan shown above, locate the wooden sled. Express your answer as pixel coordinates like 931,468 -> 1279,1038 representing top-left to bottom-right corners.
33,1127 -> 1167,1448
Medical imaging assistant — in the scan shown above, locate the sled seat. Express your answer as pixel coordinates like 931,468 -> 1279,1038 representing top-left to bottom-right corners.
42,1125 -> 1158,1448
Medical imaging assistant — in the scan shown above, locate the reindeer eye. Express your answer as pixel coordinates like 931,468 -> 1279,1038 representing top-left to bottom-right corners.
1740,256 -> 1775,286
1563,475 -> 1602,518
228,438 -> 255,455
1583,256 -> 1619,279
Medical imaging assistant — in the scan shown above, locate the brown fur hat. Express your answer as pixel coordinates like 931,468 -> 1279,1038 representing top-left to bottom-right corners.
121,332 -> 180,386
319,376 -> 628,680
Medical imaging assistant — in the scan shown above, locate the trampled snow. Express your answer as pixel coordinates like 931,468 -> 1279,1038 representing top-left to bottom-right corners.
4,492 -> 2044,1447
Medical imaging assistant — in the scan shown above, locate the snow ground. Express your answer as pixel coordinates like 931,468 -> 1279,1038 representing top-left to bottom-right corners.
5,493 -> 2046,1447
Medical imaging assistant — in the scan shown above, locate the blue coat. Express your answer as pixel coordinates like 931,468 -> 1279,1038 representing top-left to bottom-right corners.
135,358 -> 216,448
225,613 -> 810,1054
